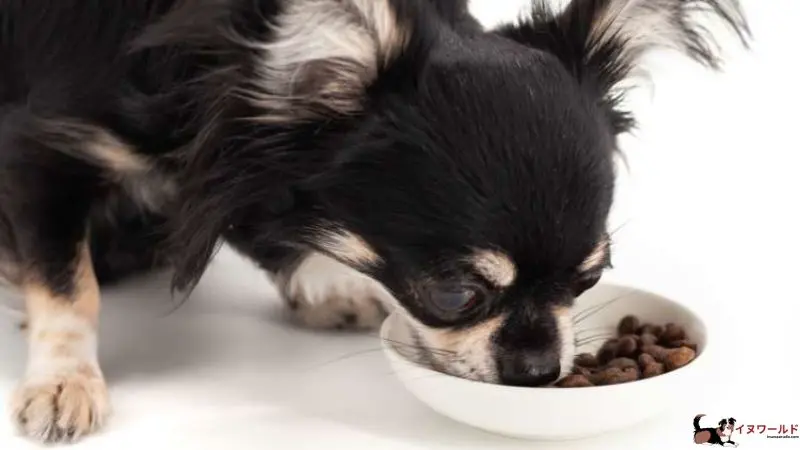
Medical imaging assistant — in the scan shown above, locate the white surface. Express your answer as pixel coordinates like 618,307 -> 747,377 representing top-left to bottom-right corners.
381,283 -> 710,440
2,0 -> 799,449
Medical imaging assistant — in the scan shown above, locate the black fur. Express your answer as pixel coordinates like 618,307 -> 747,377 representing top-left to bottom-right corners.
1,0 -> 749,395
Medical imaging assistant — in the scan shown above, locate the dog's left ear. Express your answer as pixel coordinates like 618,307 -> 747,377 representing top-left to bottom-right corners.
496,0 -> 751,134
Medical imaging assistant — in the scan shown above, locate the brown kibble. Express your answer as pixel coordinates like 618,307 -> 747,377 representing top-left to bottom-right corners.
556,374 -> 593,388
574,353 -> 598,368
637,324 -> 664,337
659,323 -> 686,344
618,315 -> 640,335
641,344 -> 670,362
597,340 -> 619,364
572,366 -> 593,377
607,357 -> 638,370
640,333 -> 658,346
617,335 -> 639,357
642,362 -> 665,378
667,339 -> 698,352
621,367 -> 640,382
590,367 -> 622,385
664,346 -> 696,371
556,318 -> 698,388
591,367 -> 637,385
638,353 -> 656,367
637,324 -> 654,335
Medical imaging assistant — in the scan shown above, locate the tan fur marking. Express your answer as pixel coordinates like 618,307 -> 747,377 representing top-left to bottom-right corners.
553,305 -> 576,378
578,237 -> 609,273
415,315 -> 506,381
470,249 -> 516,287
33,117 -> 149,175
35,330 -> 84,343
316,229 -> 382,267
86,129 -> 148,174
13,241 -> 109,443
24,243 -> 100,327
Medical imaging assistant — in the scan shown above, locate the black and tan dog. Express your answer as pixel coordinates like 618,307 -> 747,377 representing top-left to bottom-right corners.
694,415 -> 739,447
0,0 -> 749,444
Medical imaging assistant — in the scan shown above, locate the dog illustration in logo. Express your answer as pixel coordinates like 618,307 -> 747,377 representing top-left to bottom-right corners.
694,414 -> 739,447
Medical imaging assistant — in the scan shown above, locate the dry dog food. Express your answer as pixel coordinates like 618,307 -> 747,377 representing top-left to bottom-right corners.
556,315 -> 698,388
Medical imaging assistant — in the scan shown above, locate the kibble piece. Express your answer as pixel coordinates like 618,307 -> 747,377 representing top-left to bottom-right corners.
642,362 -> 665,378
597,340 -> 619,364
574,352 -> 599,368
637,324 -> 655,335
641,344 -> 670,362
667,339 -> 698,352
664,346 -> 696,371
618,315 -> 640,335
607,357 -> 638,370
640,333 -> 658,346
572,366 -> 593,377
660,323 -> 686,344
557,374 -> 593,388
620,367 -> 640,382
638,353 -> 656,368
617,335 -> 639,357
590,367 -> 623,385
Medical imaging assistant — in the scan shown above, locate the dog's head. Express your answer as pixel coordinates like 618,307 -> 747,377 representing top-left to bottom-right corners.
144,0 -> 748,386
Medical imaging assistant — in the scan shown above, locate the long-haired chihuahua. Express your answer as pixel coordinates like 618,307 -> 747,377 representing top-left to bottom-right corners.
0,0 -> 749,443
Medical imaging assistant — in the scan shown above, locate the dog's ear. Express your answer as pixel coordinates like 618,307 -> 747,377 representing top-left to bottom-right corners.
135,0 -> 414,122
719,419 -> 728,428
496,0 -> 750,134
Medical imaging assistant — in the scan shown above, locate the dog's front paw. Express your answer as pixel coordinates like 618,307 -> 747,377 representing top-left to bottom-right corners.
11,367 -> 110,443
279,252 -> 392,330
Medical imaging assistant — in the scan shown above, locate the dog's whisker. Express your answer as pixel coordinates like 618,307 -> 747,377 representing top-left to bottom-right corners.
572,290 -> 636,324
574,334 -> 615,346
575,340 -> 610,348
574,325 -> 613,337
380,337 -> 456,356
574,333 -> 614,343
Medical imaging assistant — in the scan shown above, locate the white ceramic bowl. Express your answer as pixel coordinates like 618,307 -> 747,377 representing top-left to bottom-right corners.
380,282 -> 709,440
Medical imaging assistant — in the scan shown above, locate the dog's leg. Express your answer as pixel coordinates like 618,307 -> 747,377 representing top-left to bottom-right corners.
273,251 -> 393,330
11,241 -> 110,443
1,123 -> 110,442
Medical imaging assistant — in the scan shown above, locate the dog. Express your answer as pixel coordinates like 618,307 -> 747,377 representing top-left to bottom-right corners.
694,415 -> 739,447
0,0 -> 749,444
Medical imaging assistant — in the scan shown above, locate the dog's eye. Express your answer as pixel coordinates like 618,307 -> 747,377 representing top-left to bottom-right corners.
428,285 -> 481,313
571,272 -> 602,297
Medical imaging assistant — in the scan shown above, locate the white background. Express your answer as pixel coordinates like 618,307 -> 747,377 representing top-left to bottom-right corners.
1,0 -> 798,448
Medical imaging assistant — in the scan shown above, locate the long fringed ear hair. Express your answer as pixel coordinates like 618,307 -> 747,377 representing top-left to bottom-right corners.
496,0 -> 751,136
131,0 -> 433,293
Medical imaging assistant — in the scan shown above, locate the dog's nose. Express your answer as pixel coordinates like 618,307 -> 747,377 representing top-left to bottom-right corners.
498,350 -> 561,387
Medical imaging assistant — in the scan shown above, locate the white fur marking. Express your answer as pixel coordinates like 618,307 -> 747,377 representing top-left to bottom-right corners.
579,238 -> 609,273
470,249 -> 516,287
242,0 -> 406,120
282,252 -> 393,329
315,229 -> 382,267
409,314 -> 505,382
555,307 -> 576,379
